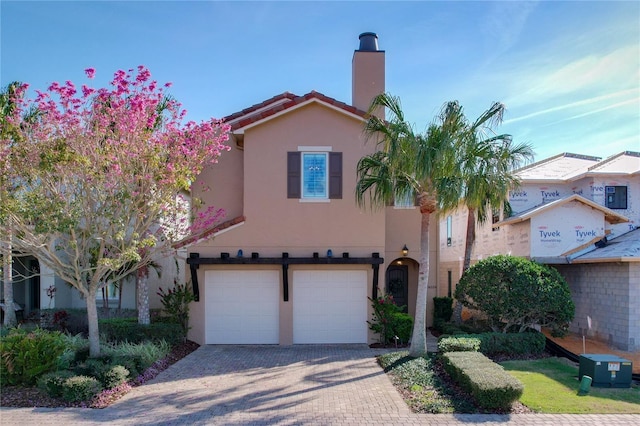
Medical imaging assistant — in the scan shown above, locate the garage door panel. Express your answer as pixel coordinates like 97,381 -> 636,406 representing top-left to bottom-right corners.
293,270 -> 367,344
205,270 -> 279,344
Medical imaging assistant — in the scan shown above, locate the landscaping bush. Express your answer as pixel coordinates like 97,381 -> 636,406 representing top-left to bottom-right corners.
57,333 -> 90,370
0,328 -> 67,385
100,365 -> 130,389
455,255 -> 574,335
61,375 -> 103,402
438,336 -> 481,353
101,340 -> 170,372
157,280 -> 195,341
74,358 -> 109,378
438,318 -> 491,336
37,370 -> 76,398
438,331 -> 545,356
99,317 -> 182,345
479,331 -> 546,355
391,312 -> 413,343
368,295 -> 413,345
110,355 -> 142,378
442,351 -> 523,410
433,297 -> 453,324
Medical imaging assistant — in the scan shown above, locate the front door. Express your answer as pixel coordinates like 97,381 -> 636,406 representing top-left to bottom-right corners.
386,264 -> 408,312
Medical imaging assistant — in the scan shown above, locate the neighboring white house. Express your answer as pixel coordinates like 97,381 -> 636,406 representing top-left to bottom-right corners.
438,151 -> 640,351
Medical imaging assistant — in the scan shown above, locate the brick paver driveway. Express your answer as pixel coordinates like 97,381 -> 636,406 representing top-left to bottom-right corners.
1,345 -> 638,425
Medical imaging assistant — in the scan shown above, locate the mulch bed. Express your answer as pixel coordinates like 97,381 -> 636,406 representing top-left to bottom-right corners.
0,340 -> 200,409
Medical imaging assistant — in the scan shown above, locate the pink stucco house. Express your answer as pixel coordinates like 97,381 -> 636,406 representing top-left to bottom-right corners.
180,33 -> 432,345
180,32 -> 639,351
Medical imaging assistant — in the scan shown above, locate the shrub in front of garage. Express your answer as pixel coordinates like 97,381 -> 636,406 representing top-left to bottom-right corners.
368,294 -> 413,346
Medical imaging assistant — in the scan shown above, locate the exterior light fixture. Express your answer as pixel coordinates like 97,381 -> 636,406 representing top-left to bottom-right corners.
237,249 -> 243,258
327,249 -> 333,258
402,245 -> 409,257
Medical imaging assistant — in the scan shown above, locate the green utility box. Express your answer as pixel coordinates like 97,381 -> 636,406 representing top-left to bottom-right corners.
578,354 -> 633,388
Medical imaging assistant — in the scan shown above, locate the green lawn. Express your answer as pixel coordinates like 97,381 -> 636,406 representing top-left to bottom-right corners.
501,357 -> 640,413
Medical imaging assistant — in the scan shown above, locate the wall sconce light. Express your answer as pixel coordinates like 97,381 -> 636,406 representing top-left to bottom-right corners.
327,249 -> 333,258
237,249 -> 243,258
402,244 -> 409,257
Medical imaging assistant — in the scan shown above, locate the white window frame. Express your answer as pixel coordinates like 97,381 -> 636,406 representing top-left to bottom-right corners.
394,190 -> 415,209
298,146 -> 332,203
97,282 -> 119,300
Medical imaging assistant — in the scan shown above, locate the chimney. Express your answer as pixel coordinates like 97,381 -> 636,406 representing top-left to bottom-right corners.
352,32 -> 385,118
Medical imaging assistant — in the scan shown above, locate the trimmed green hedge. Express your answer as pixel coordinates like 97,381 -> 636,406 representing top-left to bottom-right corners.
99,317 -> 183,345
438,331 -> 545,356
442,351 -> 523,410
438,336 -> 481,352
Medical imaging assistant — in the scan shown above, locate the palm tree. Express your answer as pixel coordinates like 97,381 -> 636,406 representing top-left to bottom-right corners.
357,95 -> 531,357
445,103 -> 533,324
356,94 -> 463,357
455,103 -> 533,272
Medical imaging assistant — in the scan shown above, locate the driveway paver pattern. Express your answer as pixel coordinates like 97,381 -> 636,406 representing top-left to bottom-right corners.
1,344 -> 638,425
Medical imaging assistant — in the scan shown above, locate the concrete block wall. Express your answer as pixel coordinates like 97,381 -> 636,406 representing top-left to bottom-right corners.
555,263 -> 637,351
629,263 -> 640,351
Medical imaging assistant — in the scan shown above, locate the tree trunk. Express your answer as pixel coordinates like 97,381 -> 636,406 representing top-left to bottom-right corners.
454,207 -> 477,324
462,207 -> 476,273
86,288 -> 101,357
137,268 -> 150,325
117,279 -> 123,312
409,201 -> 433,358
2,227 -> 17,327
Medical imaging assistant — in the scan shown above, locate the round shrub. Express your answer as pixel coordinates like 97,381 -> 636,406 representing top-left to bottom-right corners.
37,370 -> 76,398
61,375 -> 103,402
100,365 -> 130,389
455,255 -> 575,335
110,355 -> 141,378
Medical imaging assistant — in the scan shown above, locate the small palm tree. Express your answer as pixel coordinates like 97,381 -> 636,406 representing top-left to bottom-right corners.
450,102 -> 534,273
357,93 -> 462,357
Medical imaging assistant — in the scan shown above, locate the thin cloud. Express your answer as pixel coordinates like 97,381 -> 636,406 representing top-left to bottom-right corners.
506,45 -> 638,106
553,98 -> 639,123
504,89 -> 637,124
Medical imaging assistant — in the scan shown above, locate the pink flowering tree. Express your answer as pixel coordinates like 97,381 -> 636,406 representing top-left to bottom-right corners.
0,67 -> 229,356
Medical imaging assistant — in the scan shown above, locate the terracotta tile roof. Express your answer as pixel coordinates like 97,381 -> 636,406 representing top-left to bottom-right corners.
224,91 -> 368,131
173,216 -> 246,249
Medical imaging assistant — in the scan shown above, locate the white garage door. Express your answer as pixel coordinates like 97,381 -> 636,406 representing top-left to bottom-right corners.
205,270 -> 279,344
293,270 -> 368,344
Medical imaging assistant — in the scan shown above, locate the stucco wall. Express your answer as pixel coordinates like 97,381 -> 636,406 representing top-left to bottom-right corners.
554,262 -> 638,351
192,103 -> 386,258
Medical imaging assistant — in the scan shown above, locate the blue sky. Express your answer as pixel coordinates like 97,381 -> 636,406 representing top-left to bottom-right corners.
2,1 -> 638,161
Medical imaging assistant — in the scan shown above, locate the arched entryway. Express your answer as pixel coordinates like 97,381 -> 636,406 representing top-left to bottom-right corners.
385,258 -> 419,317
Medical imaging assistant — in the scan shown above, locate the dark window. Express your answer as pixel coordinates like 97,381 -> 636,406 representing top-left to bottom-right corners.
492,208 -> 500,231
447,270 -> 452,298
605,186 -> 627,209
